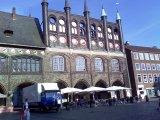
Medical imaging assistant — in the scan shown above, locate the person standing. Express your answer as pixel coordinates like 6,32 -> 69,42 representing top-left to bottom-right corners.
23,99 -> 30,120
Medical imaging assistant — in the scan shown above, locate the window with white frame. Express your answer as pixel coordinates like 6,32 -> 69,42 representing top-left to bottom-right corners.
133,52 -> 139,60
71,21 -> 77,34
111,59 -> 120,72
139,53 -> 144,60
114,34 -> 119,40
155,54 -> 159,61
135,63 -> 140,70
59,19 -> 65,33
153,74 -> 158,83
80,22 -> 86,36
151,64 -> 156,70
149,54 -> 155,60
143,74 -> 148,83
157,64 -> 160,71
94,58 -> 103,72
97,26 -> 103,38
76,56 -> 86,71
148,74 -> 153,83
52,56 -> 64,71
146,63 -> 151,70
141,63 -> 146,70
144,53 -> 150,60
90,25 -> 96,38
137,74 -> 142,83
49,17 -> 57,31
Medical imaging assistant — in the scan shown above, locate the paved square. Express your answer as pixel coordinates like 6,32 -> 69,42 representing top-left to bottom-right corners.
1,100 -> 160,120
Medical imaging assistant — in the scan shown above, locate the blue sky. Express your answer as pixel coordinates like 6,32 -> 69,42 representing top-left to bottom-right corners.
0,0 -> 160,48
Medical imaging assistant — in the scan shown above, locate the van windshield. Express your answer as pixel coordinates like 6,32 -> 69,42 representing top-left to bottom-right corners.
45,92 -> 61,99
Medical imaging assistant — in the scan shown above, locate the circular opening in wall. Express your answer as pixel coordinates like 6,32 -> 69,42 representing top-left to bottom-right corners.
4,30 -> 13,37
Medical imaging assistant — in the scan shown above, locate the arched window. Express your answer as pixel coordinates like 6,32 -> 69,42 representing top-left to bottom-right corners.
12,56 -> 41,73
76,56 -> 86,71
97,26 -> 103,38
107,27 -> 112,39
114,29 -> 119,40
49,35 -> 57,47
111,59 -> 120,72
90,24 -> 96,38
80,22 -> 85,36
49,17 -> 56,31
59,19 -> 65,33
71,21 -> 77,35
52,56 -> 65,71
0,56 -> 7,73
94,58 -> 103,72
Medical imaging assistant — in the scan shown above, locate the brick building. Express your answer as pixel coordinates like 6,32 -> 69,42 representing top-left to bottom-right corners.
0,0 -> 130,106
125,44 -> 160,99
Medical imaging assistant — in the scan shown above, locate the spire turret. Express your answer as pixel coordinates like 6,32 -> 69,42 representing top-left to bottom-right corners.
84,0 -> 89,12
64,0 -> 70,9
101,6 -> 107,17
116,10 -> 121,20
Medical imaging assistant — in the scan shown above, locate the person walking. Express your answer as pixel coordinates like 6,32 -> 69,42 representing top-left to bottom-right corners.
23,99 -> 30,120
145,95 -> 149,102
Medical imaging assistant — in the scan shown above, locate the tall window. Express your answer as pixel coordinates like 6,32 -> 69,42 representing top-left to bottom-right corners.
12,56 -> 41,73
156,64 -> 160,71
111,59 -> 119,72
76,56 -> 86,71
155,54 -> 159,60
153,74 -> 158,83
107,27 -> 112,39
139,53 -> 144,60
90,25 -> 96,38
141,63 -> 146,70
133,52 -> 139,60
80,22 -> 85,36
59,19 -> 65,33
149,54 -> 154,60
151,64 -> 156,70
146,63 -> 151,70
148,74 -> 153,83
49,17 -> 56,31
97,26 -> 103,38
137,74 -> 142,83
144,53 -> 150,60
135,63 -> 140,70
0,56 -> 7,73
71,21 -> 77,34
143,74 -> 148,83
52,56 -> 64,72
94,58 -> 103,72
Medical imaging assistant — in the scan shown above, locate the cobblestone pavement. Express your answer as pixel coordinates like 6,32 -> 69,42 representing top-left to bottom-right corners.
1,101 -> 160,120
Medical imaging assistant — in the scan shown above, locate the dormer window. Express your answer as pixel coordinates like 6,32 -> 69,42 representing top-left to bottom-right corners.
59,19 -> 65,33
49,17 -> 56,31
4,30 -> 13,37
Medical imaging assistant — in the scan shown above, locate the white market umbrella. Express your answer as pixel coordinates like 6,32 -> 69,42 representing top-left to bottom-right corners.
61,87 -> 83,94
82,86 -> 106,93
0,93 -> 6,98
105,86 -> 131,91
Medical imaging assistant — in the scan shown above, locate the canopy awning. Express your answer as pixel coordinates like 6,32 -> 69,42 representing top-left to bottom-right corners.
61,87 -> 83,94
82,86 -> 106,92
0,93 -> 6,98
105,86 -> 131,91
